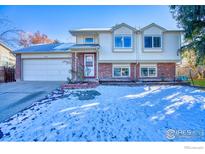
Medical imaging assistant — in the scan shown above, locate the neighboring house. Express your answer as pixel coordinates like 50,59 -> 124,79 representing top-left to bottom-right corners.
0,42 -> 16,67
14,23 -> 182,81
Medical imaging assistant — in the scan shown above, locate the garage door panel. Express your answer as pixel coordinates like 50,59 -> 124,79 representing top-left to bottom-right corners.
23,59 -> 71,81
23,75 -> 47,81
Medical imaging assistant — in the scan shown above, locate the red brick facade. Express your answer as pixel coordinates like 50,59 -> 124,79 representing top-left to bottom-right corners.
97,62 -> 176,81
76,53 -> 84,79
135,63 -> 176,80
157,63 -> 176,80
71,53 -> 76,80
130,63 -> 135,80
98,63 -> 112,79
15,54 -> 21,81
135,63 -> 140,80
98,63 -> 136,81
72,52 -> 97,81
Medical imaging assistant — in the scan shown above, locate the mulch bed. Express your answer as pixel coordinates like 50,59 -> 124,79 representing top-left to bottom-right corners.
61,82 -> 99,89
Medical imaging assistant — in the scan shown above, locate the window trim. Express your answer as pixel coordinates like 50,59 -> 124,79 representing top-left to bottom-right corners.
114,35 -> 132,49
112,64 -> 130,78
144,35 -> 162,49
84,37 -> 94,44
140,64 -> 157,78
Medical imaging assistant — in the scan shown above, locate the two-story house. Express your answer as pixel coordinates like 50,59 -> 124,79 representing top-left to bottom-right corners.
14,23 -> 182,81
0,42 -> 16,67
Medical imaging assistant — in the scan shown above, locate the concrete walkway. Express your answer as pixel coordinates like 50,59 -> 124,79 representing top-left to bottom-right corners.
0,81 -> 63,122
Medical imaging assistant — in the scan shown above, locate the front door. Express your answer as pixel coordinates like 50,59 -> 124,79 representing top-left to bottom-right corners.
84,54 -> 95,77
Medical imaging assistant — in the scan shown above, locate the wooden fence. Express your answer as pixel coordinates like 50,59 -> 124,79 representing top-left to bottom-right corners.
0,66 -> 15,83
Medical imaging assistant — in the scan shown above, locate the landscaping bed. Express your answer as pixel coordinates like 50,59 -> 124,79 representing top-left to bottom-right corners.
61,82 -> 99,89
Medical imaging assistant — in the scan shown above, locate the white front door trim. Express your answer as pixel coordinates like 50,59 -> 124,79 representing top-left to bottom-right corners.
84,54 -> 95,77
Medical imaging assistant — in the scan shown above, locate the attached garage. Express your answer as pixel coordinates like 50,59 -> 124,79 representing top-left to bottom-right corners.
22,59 -> 71,81
14,43 -> 74,81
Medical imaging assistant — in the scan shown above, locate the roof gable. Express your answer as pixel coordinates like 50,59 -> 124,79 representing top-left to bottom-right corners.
140,23 -> 167,31
111,23 -> 137,32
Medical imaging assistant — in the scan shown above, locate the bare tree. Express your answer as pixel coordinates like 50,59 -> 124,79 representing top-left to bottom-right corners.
0,17 -> 22,48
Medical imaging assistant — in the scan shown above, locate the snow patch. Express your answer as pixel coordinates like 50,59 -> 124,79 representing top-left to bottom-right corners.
0,85 -> 205,141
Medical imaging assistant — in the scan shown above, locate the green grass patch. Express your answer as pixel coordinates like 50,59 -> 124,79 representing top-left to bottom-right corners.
189,79 -> 205,87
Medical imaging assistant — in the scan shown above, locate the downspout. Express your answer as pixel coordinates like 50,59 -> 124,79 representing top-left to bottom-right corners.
134,35 -> 137,81
96,48 -> 99,81
135,31 -> 139,82
74,52 -> 77,81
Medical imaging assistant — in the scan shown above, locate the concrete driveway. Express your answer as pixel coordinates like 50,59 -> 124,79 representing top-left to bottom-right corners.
0,81 -> 63,122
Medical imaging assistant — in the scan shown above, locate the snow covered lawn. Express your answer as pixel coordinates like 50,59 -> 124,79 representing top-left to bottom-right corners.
0,85 -> 205,141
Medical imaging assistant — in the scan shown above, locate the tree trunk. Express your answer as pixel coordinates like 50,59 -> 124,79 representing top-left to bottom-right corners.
189,69 -> 194,85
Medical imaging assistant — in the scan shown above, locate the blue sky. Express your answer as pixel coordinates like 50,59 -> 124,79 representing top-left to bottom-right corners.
0,5 -> 179,42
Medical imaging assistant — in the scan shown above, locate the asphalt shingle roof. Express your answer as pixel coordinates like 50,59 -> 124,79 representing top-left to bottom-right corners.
14,43 -> 74,53
14,43 -> 100,53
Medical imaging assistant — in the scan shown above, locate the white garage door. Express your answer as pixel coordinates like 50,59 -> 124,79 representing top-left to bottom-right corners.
23,59 -> 71,81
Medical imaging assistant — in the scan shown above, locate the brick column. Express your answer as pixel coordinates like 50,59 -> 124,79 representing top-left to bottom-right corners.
15,54 -> 21,81
130,63 -> 135,81
136,63 -> 140,80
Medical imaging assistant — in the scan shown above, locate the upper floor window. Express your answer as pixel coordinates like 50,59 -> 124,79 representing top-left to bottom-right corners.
85,37 -> 94,44
114,35 -> 132,48
144,36 -> 161,48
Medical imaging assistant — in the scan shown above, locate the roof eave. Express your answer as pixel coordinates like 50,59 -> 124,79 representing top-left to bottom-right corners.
69,30 -> 111,36
13,50 -> 71,54
70,47 -> 99,50
0,42 -> 12,52
70,46 -> 100,50
164,30 -> 184,33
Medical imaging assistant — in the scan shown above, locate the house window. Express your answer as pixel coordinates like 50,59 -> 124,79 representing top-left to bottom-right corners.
85,37 -> 94,44
124,36 -> 131,47
144,36 -> 161,48
144,36 -> 152,48
140,65 -> 157,77
114,35 -> 132,48
153,37 -> 161,47
113,65 -> 130,77
115,36 -> 123,47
